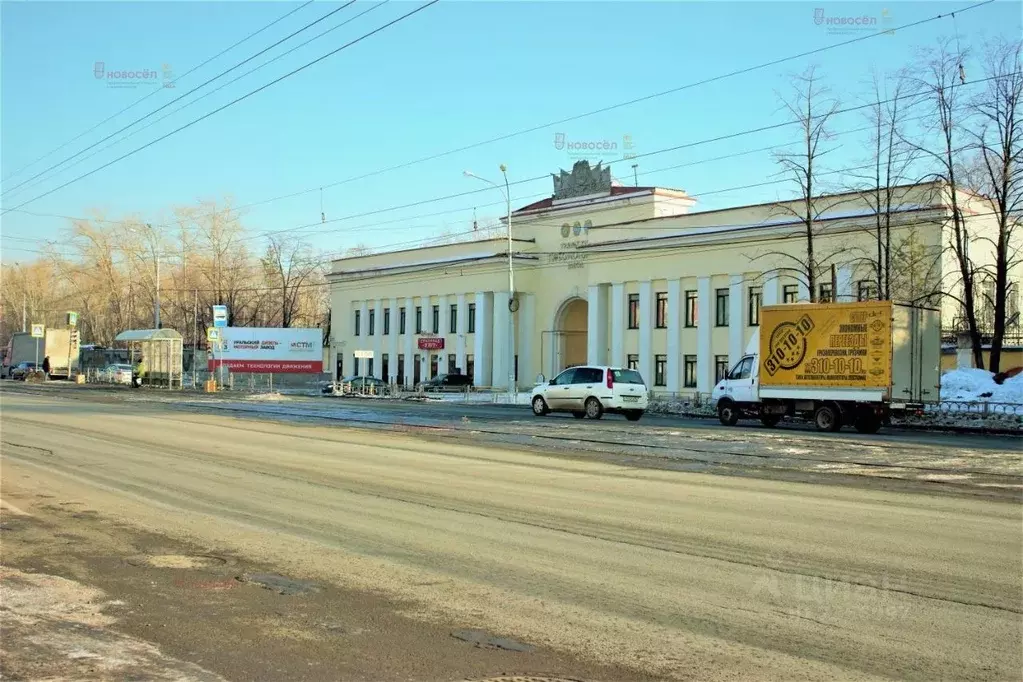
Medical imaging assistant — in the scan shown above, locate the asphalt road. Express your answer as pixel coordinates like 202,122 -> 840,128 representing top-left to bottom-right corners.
2,391 -> 1021,681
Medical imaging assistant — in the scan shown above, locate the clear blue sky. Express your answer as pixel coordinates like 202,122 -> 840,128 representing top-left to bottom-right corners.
2,0 -> 1021,262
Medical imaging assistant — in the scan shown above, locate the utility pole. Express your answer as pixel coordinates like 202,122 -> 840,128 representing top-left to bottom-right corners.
632,163 -> 639,187
192,288 -> 198,388
22,295 -> 26,332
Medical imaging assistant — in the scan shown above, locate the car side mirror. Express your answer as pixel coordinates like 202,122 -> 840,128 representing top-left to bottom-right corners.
548,379 -> 556,385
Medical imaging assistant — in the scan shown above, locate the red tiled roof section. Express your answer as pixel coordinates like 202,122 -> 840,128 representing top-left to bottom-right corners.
513,186 -> 668,214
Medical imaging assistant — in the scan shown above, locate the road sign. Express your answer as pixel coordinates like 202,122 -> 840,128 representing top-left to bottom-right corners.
212,305 -> 228,328
206,327 -> 220,342
353,349 -> 374,359
30,324 -> 45,338
67,311 -> 78,328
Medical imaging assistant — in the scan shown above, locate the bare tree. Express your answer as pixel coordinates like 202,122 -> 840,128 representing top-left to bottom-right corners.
769,66 -> 848,300
851,69 -> 925,300
261,235 -> 320,328
965,38 -> 1023,373
904,39 -> 986,368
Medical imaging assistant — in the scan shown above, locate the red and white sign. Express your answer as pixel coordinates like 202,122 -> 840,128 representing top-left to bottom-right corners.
208,327 -> 323,373
417,337 -> 445,350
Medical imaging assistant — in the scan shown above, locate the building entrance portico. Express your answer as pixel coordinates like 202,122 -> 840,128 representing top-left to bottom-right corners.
546,297 -> 587,376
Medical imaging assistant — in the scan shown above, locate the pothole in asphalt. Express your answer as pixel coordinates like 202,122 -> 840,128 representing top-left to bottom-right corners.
451,629 -> 536,652
237,572 -> 321,596
126,554 -> 229,569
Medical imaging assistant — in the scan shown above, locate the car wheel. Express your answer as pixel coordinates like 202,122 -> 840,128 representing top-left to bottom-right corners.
531,395 -> 549,416
625,410 -> 643,422
814,404 -> 842,432
572,411 -> 585,419
584,397 -> 603,420
718,400 -> 740,426
760,414 -> 781,428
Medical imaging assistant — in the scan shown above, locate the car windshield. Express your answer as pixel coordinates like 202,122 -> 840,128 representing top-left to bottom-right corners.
611,369 -> 645,384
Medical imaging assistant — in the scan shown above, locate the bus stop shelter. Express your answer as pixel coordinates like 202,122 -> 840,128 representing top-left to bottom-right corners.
114,329 -> 184,389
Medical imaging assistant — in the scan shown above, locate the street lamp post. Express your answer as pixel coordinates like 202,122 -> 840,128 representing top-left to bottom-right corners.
464,167 -> 515,401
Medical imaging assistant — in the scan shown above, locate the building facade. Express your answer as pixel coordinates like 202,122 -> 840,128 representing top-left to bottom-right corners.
328,161 -> 1018,393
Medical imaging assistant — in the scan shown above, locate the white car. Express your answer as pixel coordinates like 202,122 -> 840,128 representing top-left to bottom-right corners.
102,364 -> 134,385
531,365 -> 649,421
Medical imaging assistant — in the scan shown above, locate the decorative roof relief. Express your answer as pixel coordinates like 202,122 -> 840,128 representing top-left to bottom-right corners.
552,160 -> 612,200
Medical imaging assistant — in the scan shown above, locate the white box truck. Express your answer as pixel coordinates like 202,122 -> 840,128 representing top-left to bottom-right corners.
2,332 -> 40,378
711,301 -> 941,433
43,328 -> 81,379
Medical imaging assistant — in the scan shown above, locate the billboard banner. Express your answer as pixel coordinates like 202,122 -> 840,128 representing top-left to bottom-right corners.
208,327 -> 323,373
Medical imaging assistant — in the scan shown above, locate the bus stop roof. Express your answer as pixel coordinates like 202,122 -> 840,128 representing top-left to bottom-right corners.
114,329 -> 183,342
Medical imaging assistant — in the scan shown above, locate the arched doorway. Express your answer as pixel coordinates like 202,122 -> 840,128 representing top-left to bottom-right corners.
555,297 -> 587,372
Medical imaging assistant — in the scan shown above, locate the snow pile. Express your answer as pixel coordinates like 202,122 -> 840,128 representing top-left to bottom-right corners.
245,392 -> 288,402
940,368 -> 1023,405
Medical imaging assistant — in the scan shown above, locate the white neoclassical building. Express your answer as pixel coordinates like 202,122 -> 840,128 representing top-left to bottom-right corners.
327,161 -> 1017,393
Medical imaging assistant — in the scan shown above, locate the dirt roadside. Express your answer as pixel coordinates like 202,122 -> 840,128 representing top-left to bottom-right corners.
0,490 -> 651,682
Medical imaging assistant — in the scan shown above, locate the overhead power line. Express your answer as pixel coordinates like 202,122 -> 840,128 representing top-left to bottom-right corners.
1,1 -> 357,199
3,1 -> 391,202
0,0 -> 991,222
1,0 -> 440,215
0,1 -> 315,185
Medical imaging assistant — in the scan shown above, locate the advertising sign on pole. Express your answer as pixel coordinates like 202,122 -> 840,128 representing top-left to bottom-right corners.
67,311 -> 78,328
207,328 -> 323,373
212,305 -> 228,328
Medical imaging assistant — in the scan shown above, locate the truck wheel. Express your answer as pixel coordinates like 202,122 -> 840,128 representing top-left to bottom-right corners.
718,400 -> 740,426
760,414 -> 781,428
854,415 -> 882,434
814,404 -> 842,432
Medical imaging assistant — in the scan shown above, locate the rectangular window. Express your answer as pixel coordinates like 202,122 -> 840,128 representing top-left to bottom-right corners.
857,280 -> 878,302
627,354 -> 639,370
447,353 -> 456,373
352,354 -> 359,376
399,308 -> 407,335
381,353 -> 389,383
354,310 -> 361,336
415,306 -> 423,334
431,305 -> 440,334
514,355 -> 519,382
654,354 -> 667,387
449,304 -> 458,334
684,290 -> 698,327
468,303 -> 476,333
748,287 -> 762,326
466,354 -> 475,382
715,288 -> 729,326
397,354 -> 405,386
683,355 -> 697,388
413,354 -> 422,385
383,308 -> 390,335
715,355 -> 729,383
783,285 -> 799,303
430,354 -> 439,378
655,291 -> 668,328
819,282 -> 834,303
627,293 -> 640,329
367,357 -> 375,378
368,309 -> 376,336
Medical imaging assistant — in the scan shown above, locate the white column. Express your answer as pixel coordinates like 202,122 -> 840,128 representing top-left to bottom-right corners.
518,293 -> 535,387
371,300 -> 383,378
762,272 -> 780,306
438,294 -> 449,339
610,282 -> 626,367
357,301 -> 369,375
666,279 -> 681,392
696,277 -> 712,393
638,280 -> 653,384
587,284 -> 608,365
729,274 -> 744,364
388,303 -> 399,384
836,265 -> 854,301
403,298 -> 414,387
474,292 -> 493,387
455,293 -> 468,374
493,291 -> 511,389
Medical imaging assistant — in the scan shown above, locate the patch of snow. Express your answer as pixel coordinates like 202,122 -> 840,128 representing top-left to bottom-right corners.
939,369 -> 1023,406
245,392 -> 289,402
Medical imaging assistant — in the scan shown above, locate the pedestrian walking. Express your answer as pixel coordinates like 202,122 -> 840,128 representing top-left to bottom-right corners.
41,356 -> 50,378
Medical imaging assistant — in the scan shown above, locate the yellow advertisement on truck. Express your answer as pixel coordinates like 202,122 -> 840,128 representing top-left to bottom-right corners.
759,301 -> 892,389
712,301 -> 940,434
